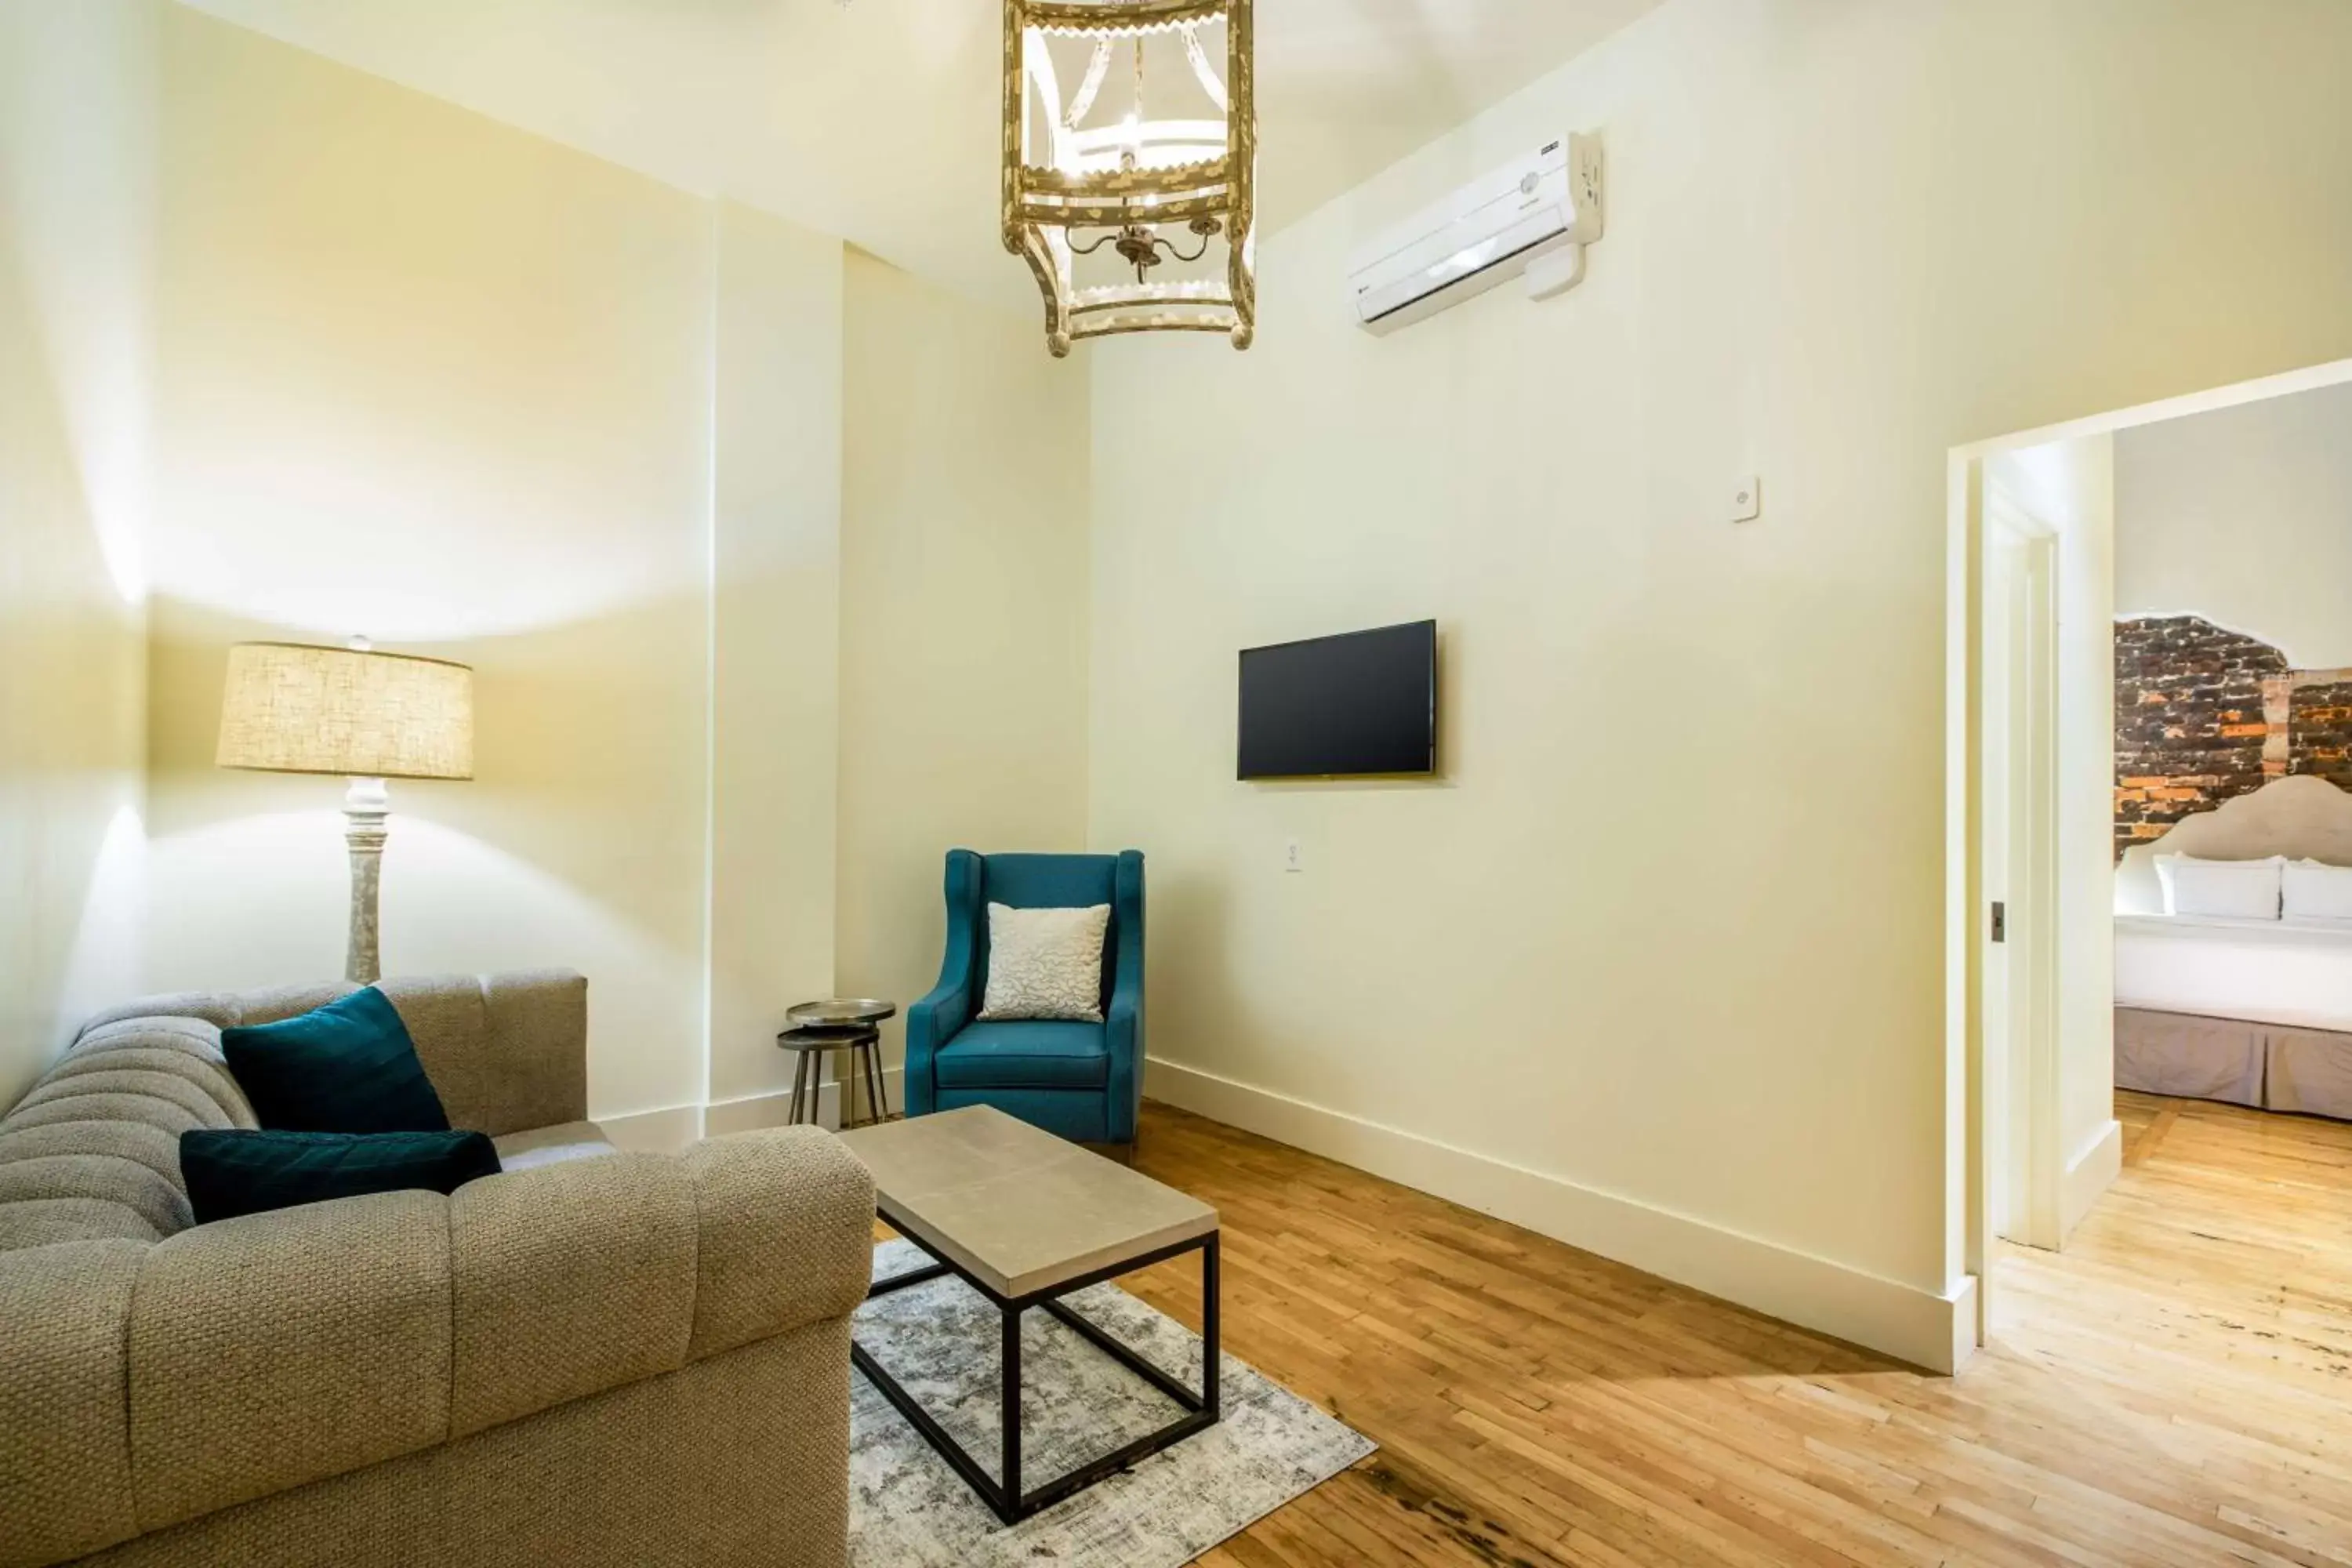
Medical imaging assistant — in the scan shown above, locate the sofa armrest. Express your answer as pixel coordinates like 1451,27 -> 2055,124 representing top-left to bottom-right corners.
98,1128 -> 871,1544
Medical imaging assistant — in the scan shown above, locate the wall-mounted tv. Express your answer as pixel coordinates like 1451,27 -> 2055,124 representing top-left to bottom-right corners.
1238,620 -> 1437,780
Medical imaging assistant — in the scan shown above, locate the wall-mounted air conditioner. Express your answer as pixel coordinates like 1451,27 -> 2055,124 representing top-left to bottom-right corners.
1348,135 -> 1603,335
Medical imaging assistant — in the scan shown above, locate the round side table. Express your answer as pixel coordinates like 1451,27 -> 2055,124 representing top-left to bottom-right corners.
778,999 -> 897,1129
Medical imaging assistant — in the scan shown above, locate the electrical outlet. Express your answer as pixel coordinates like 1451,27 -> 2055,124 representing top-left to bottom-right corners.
1731,474 -> 1762,524
1283,838 -> 1305,873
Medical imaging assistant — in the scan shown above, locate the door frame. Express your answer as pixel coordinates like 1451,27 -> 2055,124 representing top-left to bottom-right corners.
1945,355 -> 2352,1352
1985,486 -> 2063,1254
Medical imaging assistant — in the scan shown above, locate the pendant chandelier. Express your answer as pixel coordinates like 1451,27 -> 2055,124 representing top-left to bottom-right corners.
1002,0 -> 1256,358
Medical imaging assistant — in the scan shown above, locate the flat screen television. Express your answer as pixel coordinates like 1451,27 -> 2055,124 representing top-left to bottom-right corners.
1238,620 -> 1437,780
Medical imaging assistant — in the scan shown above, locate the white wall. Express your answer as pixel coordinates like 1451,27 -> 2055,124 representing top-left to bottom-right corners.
2116,379 -> 2352,668
1088,0 -> 2352,1369
0,0 -> 155,1104
707,201 -> 845,1130
836,249 -> 1094,1083
138,7 -> 726,1123
16,5 -> 1087,1138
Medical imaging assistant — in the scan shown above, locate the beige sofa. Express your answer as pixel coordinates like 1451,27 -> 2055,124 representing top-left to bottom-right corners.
0,971 -> 873,1568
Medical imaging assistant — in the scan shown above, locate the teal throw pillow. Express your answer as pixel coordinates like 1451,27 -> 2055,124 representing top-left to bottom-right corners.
179,1128 -> 499,1225
220,985 -> 451,1134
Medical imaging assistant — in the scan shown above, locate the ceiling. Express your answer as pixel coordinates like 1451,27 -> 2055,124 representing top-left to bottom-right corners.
178,0 -> 1661,311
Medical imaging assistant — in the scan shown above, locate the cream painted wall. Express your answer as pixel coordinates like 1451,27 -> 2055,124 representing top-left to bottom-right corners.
140,6 -> 717,1123
837,249 -> 1092,1080
0,0 -> 155,1105
708,201 -> 844,1123
96,6 -> 1076,1136
1087,0 -> 2352,1361
2116,379 -> 2352,668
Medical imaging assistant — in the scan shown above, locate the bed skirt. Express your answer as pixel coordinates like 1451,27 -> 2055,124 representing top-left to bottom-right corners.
2115,1007 -> 2352,1121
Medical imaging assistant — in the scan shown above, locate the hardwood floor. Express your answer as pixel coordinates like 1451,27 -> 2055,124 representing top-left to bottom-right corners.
1107,1093 -> 2352,1567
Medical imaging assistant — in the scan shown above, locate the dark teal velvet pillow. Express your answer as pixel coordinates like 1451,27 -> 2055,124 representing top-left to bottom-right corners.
220,986 -> 451,1134
179,1128 -> 500,1225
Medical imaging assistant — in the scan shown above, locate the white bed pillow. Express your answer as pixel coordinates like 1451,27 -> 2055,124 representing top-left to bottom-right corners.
2283,858 -> 2352,920
979,902 -> 1111,1022
2154,853 -> 2284,920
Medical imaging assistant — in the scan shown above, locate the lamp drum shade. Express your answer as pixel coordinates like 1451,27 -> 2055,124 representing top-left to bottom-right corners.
216,641 -> 474,781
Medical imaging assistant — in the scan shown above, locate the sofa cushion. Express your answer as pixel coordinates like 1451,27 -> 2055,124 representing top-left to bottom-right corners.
490,1120 -> 615,1173
933,1020 -> 1109,1091
17,1070 -> 241,1134
0,1196 -> 162,1251
0,1239 -> 144,1567
0,1153 -> 192,1238
44,1040 -> 254,1130
127,1189 -> 452,1531
446,1152 -> 695,1438
179,1130 -> 499,1226
221,988 -> 451,1134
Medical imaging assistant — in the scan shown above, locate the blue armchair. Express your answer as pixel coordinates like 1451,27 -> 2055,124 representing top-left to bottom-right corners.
905,849 -> 1145,1149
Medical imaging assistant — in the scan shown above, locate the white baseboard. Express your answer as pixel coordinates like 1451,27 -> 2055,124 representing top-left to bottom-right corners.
2060,1117 -> 2123,1241
597,1102 -> 705,1152
1144,1058 -> 1975,1374
598,1066 -> 906,1152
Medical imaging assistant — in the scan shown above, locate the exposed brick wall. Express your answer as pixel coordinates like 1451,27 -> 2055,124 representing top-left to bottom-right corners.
2114,616 -> 2286,858
2291,681 -> 2352,792
2113,616 -> 2352,858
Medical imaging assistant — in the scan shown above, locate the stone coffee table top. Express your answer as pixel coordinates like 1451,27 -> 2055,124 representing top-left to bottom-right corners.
834,1105 -> 1216,1300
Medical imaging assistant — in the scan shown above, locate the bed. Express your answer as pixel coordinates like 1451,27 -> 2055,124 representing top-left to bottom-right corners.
2113,775 -> 2352,1120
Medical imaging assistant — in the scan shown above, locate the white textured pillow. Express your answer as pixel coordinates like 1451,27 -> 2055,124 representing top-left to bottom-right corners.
979,903 -> 1111,1022
2283,858 -> 2352,920
2154,853 -> 2283,920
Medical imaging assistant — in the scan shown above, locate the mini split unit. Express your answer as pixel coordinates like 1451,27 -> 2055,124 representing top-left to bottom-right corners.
1349,135 -> 1605,334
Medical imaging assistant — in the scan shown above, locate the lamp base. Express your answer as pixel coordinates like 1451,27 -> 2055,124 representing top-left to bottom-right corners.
344,777 -> 388,985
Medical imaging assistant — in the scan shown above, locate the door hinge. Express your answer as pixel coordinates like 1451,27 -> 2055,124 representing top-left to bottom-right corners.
1991,902 -> 2006,943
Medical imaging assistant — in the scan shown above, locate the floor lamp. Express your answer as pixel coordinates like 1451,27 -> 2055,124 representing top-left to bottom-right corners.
215,638 -> 475,985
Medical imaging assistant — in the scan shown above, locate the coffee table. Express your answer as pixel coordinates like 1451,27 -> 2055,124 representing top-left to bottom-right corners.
833,1106 -> 1220,1524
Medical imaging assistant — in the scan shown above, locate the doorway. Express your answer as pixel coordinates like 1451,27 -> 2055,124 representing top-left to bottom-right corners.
1948,355 -> 2352,1349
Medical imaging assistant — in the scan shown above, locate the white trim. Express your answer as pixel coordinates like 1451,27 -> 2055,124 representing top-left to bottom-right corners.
595,1066 -> 906,1152
1144,1058 -> 1975,1374
710,1065 -> 906,1137
598,1102 -> 706,1152
1985,503 -> 2065,1254
2060,1118 -> 2122,1241
1951,357 -> 2352,461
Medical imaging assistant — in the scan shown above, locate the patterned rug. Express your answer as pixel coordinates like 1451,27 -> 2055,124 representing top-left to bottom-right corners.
850,1239 -> 1374,1567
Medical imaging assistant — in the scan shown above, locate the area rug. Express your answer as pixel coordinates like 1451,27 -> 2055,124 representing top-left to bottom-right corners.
849,1239 -> 1374,1567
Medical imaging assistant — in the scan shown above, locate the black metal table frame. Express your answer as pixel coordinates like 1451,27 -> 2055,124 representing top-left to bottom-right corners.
854,1221 -> 1220,1525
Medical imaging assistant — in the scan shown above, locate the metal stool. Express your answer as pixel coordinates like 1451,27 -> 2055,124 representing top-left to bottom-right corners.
776,999 -> 898,1129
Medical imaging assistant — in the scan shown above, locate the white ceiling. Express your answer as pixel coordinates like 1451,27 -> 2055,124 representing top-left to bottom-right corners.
177,0 -> 1661,310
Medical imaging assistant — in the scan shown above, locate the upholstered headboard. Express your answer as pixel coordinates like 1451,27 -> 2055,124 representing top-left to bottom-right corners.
2116,774 -> 2352,913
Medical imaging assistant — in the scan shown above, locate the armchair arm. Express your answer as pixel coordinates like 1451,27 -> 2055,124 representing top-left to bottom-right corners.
87,1129 -> 870,1548
905,849 -> 985,1117
1104,849 -> 1146,1144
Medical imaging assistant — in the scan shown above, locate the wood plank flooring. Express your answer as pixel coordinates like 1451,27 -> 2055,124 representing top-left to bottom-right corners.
1103,1092 -> 2352,1567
